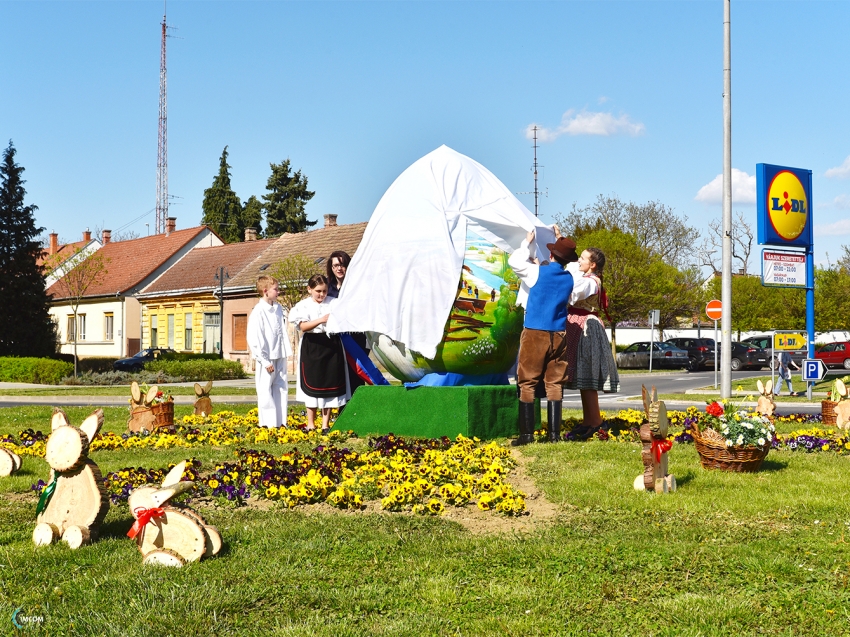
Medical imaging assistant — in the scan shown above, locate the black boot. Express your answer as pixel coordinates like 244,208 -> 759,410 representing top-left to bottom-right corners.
511,401 -> 536,446
547,400 -> 562,442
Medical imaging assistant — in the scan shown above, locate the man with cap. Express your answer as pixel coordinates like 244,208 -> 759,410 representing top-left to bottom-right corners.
508,229 -> 578,444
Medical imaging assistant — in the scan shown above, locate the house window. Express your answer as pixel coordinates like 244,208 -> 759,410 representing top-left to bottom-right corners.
233,314 -> 247,351
203,313 -> 221,354
167,314 -> 175,348
67,315 -> 76,342
78,314 -> 86,341
184,312 -> 193,350
150,315 -> 158,347
104,313 -> 114,341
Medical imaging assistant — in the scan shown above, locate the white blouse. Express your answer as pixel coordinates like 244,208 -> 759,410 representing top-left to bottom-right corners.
566,261 -> 599,306
289,297 -> 336,334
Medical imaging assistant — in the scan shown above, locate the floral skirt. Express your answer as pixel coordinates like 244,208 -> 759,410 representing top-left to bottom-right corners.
564,314 -> 619,393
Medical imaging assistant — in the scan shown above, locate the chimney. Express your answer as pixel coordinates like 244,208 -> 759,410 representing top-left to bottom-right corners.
83,228 -> 91,242
102,229 -> 111,244
324,214 -> 338,228
49,232 -> 58,255
244,227 -> 257,242
165,217 -> 176,236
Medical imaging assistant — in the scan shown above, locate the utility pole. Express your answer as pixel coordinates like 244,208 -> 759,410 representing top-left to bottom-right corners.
720,0 -> 732,398
214,267 -> 229,358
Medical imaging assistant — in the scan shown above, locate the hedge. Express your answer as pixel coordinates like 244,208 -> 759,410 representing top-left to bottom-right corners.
145,358 -> 247,381
0,357 -> 74,385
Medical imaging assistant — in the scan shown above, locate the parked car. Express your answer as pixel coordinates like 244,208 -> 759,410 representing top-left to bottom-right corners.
815,341 -> 850,369
113,348 -> 177,373
740,335 -> 808,369
616,342 -> 689,369
729,342 -> 770,371
665,337 -> 717,371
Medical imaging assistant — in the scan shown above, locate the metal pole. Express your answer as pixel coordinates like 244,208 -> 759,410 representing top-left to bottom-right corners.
714,320 -> 718,389
649,313 -> 655,373
720,0 -> 733,399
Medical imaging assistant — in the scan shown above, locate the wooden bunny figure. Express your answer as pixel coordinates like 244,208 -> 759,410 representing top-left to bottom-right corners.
127,381 -> 160,433
633,386 -> 676,494
755,379 -> 776,418
193,380 -> 213,416
0,447 -> 22,477
127,461 -> 222,566
33,409 -> 110,548
832,379 -> 850,430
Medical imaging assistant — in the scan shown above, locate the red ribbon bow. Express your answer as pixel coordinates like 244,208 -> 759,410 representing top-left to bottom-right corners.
651,439 -> 673,463
127,507 -> 165,539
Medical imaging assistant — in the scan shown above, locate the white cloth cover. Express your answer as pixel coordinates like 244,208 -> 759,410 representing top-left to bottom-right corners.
326,145 -> 556,359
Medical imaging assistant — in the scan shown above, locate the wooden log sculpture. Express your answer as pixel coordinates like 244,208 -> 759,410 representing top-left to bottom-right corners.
193,380 -> 213,417
127,381 -> 160,433
755,379 -> 776,418
127,461 -> 222,567
633,386 -> 676,494
0,448 -> 22,477
33,408 -> 110,548
832,379 -> 850,430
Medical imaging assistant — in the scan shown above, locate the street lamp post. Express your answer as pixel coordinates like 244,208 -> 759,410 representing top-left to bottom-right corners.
214,267 -> 229,359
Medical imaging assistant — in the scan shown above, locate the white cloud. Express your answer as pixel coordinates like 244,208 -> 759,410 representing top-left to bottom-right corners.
825,156 -> 850,179
525,109 -> 645,142
694,168 -> 756,205
821,194 -> 850,210
814,218 -> 850,237
597,96 -> 609,105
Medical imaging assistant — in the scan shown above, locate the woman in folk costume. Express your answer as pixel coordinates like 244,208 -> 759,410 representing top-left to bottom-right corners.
289,274 -> 350,433
563,247 -> 620,440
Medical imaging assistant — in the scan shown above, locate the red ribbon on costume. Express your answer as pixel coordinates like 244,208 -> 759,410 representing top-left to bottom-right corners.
651,439 -> 673,463
127,507 -> 165,539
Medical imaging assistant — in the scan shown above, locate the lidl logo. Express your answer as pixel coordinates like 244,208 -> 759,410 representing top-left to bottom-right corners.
768,170 -> 808,241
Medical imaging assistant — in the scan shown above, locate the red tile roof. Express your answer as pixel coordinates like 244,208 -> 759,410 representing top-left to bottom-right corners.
38,239 -> 90,268
142,238 -> 277,295
47,227 -> 219,300
227,223 -> 368,289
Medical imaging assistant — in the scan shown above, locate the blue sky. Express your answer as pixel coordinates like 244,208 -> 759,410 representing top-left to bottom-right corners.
3,0 -> 850,268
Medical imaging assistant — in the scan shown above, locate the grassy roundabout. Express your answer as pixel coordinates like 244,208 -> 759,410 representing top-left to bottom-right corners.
1,403 -> 849,635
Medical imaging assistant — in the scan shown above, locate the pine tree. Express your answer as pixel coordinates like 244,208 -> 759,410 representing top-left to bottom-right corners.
0,141 -> 57,357
201,146 -> 244,243
262,159 -> 316,236
241,195 -> 264,238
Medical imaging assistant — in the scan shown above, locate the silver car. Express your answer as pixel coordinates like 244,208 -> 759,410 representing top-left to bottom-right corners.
617,341 -> 690,369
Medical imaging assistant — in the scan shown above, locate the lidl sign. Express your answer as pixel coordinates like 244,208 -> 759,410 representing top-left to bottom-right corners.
757,164 -> 812,248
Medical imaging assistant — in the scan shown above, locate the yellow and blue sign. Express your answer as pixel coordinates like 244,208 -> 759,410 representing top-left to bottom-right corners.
757,163 -> 812,247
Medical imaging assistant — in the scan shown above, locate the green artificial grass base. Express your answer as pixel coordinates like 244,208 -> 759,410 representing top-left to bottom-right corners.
335,385 -> 532,439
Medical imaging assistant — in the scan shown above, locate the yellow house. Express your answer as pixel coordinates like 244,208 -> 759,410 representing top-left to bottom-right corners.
136,238 -> 276,353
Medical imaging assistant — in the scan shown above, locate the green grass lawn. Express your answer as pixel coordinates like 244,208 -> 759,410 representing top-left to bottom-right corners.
0,386 -> 259,397
1,404 -> 849,635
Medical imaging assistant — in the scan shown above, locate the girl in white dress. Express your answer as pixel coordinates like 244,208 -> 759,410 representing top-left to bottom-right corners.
289,275 -> 350,432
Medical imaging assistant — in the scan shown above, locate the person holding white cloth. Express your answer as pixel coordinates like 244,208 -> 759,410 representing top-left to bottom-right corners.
247,275 -> 293,428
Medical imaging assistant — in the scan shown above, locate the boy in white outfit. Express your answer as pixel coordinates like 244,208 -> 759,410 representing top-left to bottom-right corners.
247,275 -> 293,428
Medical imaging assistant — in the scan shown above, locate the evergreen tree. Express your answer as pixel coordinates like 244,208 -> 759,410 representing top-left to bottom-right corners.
0,141 -> 57,357
201,146 -> 244,243
241,195 -> 264,238
262,159 -> 316,236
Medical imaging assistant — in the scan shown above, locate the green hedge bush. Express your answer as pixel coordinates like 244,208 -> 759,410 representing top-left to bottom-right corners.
0,357 -> 74,384
145,358 -> 246,381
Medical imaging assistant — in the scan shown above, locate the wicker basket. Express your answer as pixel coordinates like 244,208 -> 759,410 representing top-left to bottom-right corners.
822,400 -> 838,426
150,400 -> 175,431
691,420 -> 770,472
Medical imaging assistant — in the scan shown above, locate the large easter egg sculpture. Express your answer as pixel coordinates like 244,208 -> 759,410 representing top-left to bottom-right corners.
327,145 -> 554,384
369,230 -> 524,382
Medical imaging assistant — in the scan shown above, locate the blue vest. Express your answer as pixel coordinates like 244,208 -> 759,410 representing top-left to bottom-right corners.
524,262 -> 573,331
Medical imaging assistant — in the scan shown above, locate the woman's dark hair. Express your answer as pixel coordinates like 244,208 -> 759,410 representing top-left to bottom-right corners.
327,251 -> 351,285
307,274 -> 328,289
586,247 -> 606,274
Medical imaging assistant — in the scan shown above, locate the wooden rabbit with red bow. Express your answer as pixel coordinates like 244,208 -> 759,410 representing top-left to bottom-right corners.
127,461 -> 221,566
633,386 -> 676,494
33,409 -> 110,548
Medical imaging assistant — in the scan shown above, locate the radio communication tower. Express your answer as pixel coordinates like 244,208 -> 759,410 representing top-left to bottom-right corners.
516,125 -> 547,217
155,8 -> 170,235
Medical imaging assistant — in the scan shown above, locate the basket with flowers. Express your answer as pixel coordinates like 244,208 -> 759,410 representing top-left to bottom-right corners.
146,386 -> 175,431
823,376 -> 850,427
691,400 -> 774,472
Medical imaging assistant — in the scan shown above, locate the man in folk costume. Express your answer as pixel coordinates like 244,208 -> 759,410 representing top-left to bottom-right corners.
508,230 -> 578,445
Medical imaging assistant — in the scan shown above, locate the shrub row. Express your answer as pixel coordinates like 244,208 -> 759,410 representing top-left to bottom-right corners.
145,358 -> 247,381
0,357 -> 74,385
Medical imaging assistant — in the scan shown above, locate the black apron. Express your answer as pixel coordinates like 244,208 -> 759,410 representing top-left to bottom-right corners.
300,333 -> 348,398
